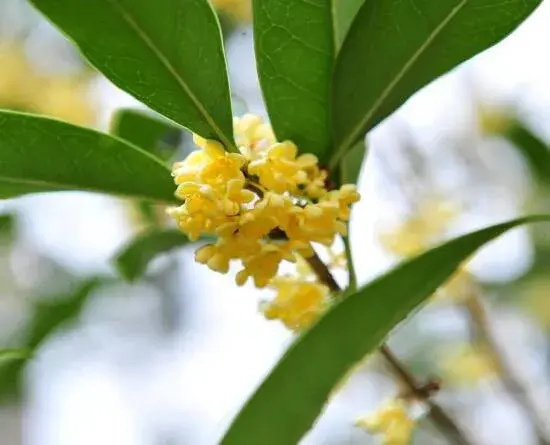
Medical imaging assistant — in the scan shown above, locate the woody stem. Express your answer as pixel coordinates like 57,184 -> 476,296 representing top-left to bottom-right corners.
306,253 -> 473,445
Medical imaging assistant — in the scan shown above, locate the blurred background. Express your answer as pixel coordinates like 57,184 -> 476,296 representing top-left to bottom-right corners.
0,0 -> 550,444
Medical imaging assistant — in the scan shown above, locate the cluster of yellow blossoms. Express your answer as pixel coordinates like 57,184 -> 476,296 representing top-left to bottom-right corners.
168,114 -> 360,331
379,196 -> 474,302
0,42 -> 97,126
355,399 -> 416,445
440,343 -> 496,387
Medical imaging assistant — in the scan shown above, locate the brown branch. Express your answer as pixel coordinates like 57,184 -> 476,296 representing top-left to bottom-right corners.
304,250 -> 340,292
380,345 -> 472,445
464,292 -> 550,445
306,251 -> 472,445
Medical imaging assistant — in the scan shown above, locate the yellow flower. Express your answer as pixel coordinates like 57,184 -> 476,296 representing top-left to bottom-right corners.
285,202 -> 347,246
210,0 -> 252,23
440,344 -> 496,387
175,182 -> 224,217
172,150 -> 216,184
356,399 -> 415,445
234,113 -> 276,158
248,141 -> 317,194
437,265 -> 473,301
168,115 -> 361,291
0,43 -> 97,126
0,43 -> 40,107
379,197 -> 459,257
520,278 -> 550,329
194,243 -> 232,273
327,247 -> 347,269
167,208 -> 210,241
323,184 -> 361,221
262,277 -> 329,331
201,143 -> 246,186
35,78 -> 97,127
301,164 -> 329,199
295,255 -> 316,280
236,243 -> 295,288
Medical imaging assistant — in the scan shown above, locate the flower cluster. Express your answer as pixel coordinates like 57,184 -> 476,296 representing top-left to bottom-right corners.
261,277 -> 330,332
378,196 -> 474,301
168,113 -> 359,329
440,343 -> 496,387
0,42 -> 97,126
355,399 -> 416,445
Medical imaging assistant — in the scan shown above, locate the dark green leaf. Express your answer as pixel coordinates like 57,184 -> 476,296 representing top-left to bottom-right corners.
114,229 -> 189,281
27,279 -> 103,349
0,350 -> 29,364
339,138 -> 367,186
505,121 -> 550,183
332,0 -> 364,51
222,215 -> 550,444
0,214 -> 15,243
0,111 -> 175,202
110,108 -> 182,160
30,0 -> 235,148
331,0 -> 542,167
0,278 -> 101,398
253,0 -> 333,161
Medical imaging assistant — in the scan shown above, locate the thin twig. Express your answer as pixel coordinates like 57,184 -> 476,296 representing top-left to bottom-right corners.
305,250 -> 340,292
380,346 -> 472,445
306,252 -> 472,445
464,292 -> 550,445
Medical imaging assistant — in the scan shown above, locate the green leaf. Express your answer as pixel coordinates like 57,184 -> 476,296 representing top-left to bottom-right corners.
253,0 -> 333,161
331,0 -> 542,167
505,121 -> 550,184
339,138 -> 367,186
0,111 -> 175,202
30,0 -> 235,149
332,0 -> 364,51
114,229 -> 189,281
0,350 -> 29,365
110,108 -> 182,160
221,215 -> 550,444
0,214 -> 15,242
0,278 -> 101,398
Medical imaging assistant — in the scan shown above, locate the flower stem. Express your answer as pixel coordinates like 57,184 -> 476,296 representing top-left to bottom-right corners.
306,252 -> 472,445
305,250 -> 340,292
379,345 -> 472,445
343,233 -> 357,292
464,291 -> 550,445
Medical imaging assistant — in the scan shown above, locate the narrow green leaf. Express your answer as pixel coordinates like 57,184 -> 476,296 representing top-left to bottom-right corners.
331,0 -> 542,167
222,215 -> 550,444
0,278 -> 101,398
110,108 -> 182,160
27,278 -> 103,349
0,350 -> 29,364
253,0 -> 333,161
0,111 -> 175,202
505,121 -> 550,183
30,0 -> 235,148
0,214 -> 15,241
114,229 -> 189,281
332,0 -> 364,51
339,138 -> 367,186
